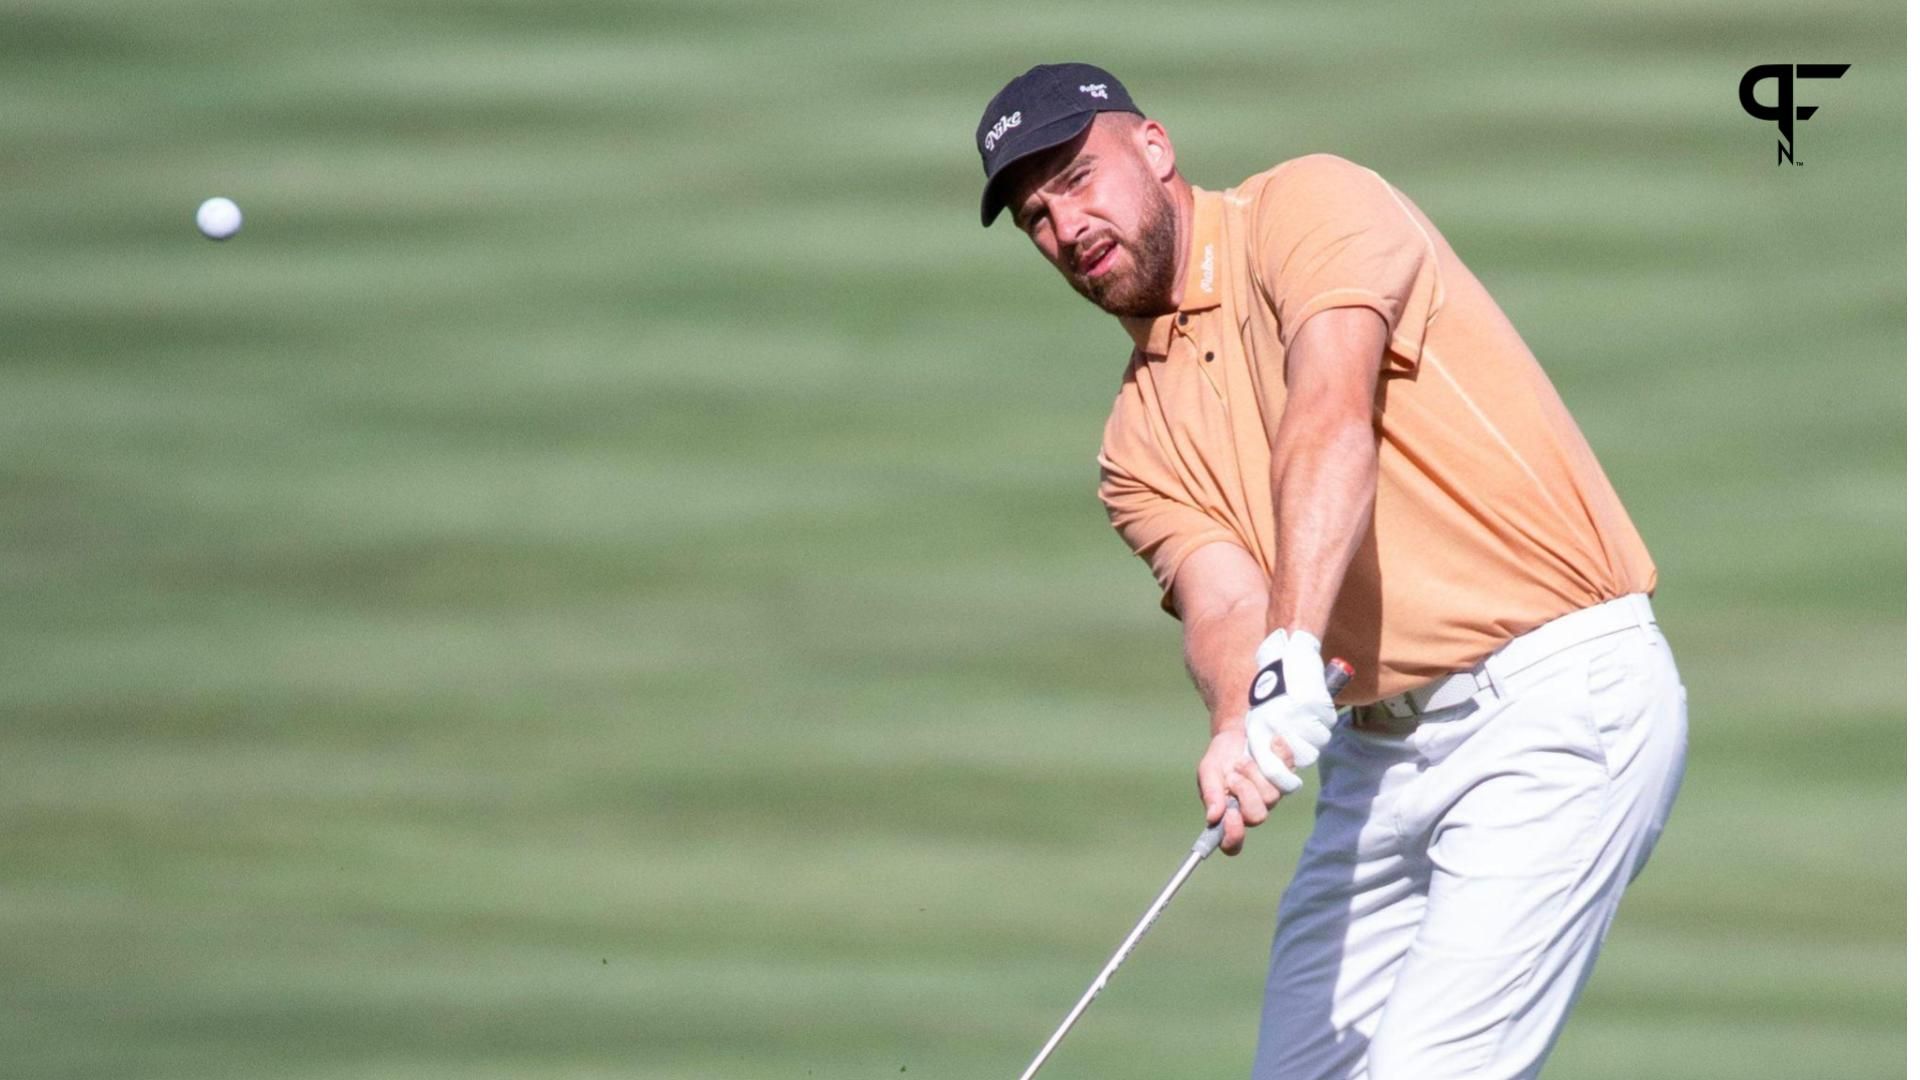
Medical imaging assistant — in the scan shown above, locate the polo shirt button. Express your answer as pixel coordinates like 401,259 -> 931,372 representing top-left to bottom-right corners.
1205,352 -> 1214,362
1177,314 -> 1189,326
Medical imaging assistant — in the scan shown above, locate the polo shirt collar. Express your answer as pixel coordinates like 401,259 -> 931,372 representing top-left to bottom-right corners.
1121,187 -> 1225,356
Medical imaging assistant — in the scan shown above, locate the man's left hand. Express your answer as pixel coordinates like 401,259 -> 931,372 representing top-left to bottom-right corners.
1244,628 -> 1337,793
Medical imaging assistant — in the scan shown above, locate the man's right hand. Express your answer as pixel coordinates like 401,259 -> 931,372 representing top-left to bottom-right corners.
1196,728 -> 1286,856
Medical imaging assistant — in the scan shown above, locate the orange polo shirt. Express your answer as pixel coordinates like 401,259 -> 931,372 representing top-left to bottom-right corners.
1097,154 -> 1657,703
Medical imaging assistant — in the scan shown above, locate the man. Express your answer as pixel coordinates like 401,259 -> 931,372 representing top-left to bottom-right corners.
973,63 -> 1689,1079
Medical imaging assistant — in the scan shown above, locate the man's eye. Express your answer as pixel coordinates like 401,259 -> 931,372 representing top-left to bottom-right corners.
1067,169 -> 1092,189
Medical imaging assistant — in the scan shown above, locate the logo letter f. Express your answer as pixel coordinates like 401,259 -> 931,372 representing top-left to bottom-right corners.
1741,63 -> 1850,163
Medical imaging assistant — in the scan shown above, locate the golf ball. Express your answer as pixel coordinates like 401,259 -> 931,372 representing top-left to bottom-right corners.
196,197 -> 243,240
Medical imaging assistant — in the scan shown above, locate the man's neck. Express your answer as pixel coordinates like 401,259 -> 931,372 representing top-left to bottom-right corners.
1164,176 -> 1197,311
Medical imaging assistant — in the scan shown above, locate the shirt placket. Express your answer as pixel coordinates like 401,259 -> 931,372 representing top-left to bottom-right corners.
1175,310 -> 1224,403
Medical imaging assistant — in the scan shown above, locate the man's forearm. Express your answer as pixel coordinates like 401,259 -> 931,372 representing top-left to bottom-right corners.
1183,597 -> 1269,734
1266,412 -> 1379,638
1264,308 -> 1388,639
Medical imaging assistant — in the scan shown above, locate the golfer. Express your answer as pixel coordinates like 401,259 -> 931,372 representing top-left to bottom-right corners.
974,63 -> 1689,1079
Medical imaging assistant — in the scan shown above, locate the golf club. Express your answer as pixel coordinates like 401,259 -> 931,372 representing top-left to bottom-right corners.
1013,657 -> 1355,1080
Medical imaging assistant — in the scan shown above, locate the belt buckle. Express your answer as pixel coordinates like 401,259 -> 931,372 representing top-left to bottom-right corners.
1380,693 -> 1418,720
1353,693 -> 1420,737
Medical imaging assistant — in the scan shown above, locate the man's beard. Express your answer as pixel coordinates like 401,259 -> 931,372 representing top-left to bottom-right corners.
1072,186 -> 1179,318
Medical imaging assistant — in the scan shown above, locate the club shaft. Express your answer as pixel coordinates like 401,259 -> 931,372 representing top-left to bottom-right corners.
1012,658 -> 1353,1080
1015,849 -> 1208,1080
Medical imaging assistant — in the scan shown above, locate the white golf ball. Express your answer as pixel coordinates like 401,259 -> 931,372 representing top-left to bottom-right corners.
196,197 -> 243,240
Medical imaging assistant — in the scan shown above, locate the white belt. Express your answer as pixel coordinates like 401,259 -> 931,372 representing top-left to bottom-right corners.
1353,594 -> 1658,732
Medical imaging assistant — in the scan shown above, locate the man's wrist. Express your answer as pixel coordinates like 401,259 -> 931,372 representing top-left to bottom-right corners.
1211,715 -> 1249,737
1258,625 -> 1322,654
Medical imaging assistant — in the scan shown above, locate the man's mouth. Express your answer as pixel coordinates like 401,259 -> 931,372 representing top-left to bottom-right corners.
1076,239 -> 1119,279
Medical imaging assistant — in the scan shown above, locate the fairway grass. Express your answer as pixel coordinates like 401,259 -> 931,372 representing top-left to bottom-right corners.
1,2 -> 1903,1078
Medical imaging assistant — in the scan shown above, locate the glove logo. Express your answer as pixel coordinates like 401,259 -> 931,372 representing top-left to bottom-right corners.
1249,663 -> 1284,706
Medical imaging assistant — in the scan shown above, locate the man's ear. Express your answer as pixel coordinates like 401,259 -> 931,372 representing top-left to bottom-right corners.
1138,119 -> 1177,181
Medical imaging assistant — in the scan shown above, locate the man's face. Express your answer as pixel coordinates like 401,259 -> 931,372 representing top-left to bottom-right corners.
1004,116 -> 1179,318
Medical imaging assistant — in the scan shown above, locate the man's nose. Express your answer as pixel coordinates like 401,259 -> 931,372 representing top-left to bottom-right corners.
1053,202 -> 1091,248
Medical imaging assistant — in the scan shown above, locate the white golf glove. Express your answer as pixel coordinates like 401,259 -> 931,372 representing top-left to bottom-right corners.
1244,628 -> 1337,794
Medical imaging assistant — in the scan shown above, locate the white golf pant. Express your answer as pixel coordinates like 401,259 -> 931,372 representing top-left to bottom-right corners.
1251,595 -> 1688,1080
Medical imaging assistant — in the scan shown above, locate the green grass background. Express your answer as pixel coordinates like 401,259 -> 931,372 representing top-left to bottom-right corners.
1,1 -> 1904,1077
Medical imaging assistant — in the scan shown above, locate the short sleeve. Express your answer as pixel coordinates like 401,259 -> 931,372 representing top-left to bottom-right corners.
1098,447 -> 1239,618
1252,154 -> 1444,372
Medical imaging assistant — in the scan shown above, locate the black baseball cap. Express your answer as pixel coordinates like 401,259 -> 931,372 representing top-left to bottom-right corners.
975,63 -> 1141,227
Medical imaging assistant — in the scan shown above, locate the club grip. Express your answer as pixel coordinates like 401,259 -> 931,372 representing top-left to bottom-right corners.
1323,658 -> 1354,697
1195,658 -> 1352,856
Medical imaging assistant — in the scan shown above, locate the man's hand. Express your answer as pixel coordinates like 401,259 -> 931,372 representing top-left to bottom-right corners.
1197,728 -> 1284,856
1244,628 -> 1337,794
